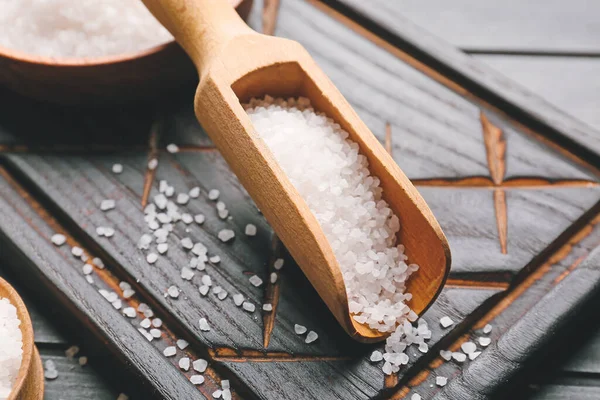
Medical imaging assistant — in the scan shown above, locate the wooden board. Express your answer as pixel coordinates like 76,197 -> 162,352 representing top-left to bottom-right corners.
0,0 -> 600,399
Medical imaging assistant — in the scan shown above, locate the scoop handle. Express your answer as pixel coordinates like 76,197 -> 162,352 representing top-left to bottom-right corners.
141,0 -> 255,73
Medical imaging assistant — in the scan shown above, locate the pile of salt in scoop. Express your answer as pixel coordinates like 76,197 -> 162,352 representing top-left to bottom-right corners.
0,297 -> 23,400
245,96 -> 430,374
0,0 -> 173,58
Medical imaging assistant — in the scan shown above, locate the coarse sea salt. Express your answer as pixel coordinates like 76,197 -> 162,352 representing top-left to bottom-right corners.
0,298 -> 22,399
246,96 -> 423,372
0,0 -> 173,58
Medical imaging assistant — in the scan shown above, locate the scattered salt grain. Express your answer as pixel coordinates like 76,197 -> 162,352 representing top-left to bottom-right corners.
181,213 -> 193,224
140,319 -> 151,329
119,282 -> 131,291
478,337 -> 491,347
51,233 -> 67,246
469,351 -> 481,360
439,350 -> 452,361
189,187 -> 200,198
418,343 -> 428,353
199,318 -> 210,332
138,328 -> 153,342
245,224 -> 257,236
233,294 -> 244,306
452,352 -> 467,363
100,199 -> 115,211
249,275 -> 263,287
181,267 -> 195,281
217,291 -> 228,300
305,331 -> 318,344
262,304 -> 273,312
181,237 -> 194,250
461,342 -> 477,355
440,316 -> 454,328
201,275 -> 212,287
212,286 -> 222,295
370,351 -> 383,362
123,307 -> 136,318
208,190 -> 220,200
222,380 -> 230,390
146,253 -> 158,264
179,357 -> 190,371
382,362 -> 393,375
148,158 -> 158,170
213,390 -> 222,399
242,302 -> 255,313
190,375 -> 205,385
194,214 -> 206,224
193,359 -> 208,373
166,144 -> 180,154
44,360 -> 58,380
294,324 -> 307,335
71,246 -> 84,257
112,164 -> 123,174
82,264 -> 93,275
177,193 -> 190,205
163,346 -> 176,357
177,339 -> 189,350
137,234 -> 152,250
92,257 -> 105,269
210,256 -> 221,264
273,258 -> 284,270
112,300 -> 122,310
436,376 -> 447,387
199,286 -> 210,296
152,318 -> 163,328
483,324 -> 493,334
85,275 -> 94,284
411,394 -> 422,400
150,329 -> 162,339
270,272 -> 277,284
167,286 -> 180,298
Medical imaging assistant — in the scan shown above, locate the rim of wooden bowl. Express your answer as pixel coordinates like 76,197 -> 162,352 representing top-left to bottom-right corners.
0,277 -> 35,400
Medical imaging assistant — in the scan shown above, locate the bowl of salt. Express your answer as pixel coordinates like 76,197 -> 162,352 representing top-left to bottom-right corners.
0,277 -> 43,400
0,0 -> 252,105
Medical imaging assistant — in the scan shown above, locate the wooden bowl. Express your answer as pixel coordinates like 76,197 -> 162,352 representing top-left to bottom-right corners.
0,0 -> 252,105
0,277 -> 44,400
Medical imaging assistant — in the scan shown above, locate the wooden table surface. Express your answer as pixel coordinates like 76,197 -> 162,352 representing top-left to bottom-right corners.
1,1 -> 600,399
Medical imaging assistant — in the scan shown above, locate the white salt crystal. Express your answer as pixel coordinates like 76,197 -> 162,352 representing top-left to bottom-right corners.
181,267 -> 195,281
85,275 -> 94,284
137,234 -> 152,250
177,193 -> 190,205
483,324 -> 493,334
461,341 -> 477,354
194,214 -> 205,224
199,318 -> 210,332
166,144 -> 180,154
411,394 -> 422,400
177,339 -> 189,350
138,328 -> 153,342
270,273 -> 277,284
213,390 -> 222,399
140,319 -> 151,329
181,213 -> 193,224
242,302 -> 255,312
71,246 -> 84,257
190,375 -> 205,385
418,343 -> 428,353
123,289 -> 135,299
382,361 -> 393,375
123,307 -> 136,318
469,351 -> 481,360
212,286 -> 222,295
452,352 -> 467,362
245,224 -> 257,236
440,316 -> 454,328
218,291 -> 228,300
262,304 -> 273,312
233,294 -> 244,306
208,189 -> 220,200
179,357 -> 190,371
157,243 -> 168,254
181,237 -> 194,250
199,285 -> 210,296
167,286 -> 179,298
436,376 -> 447,387
440,350 -> 452,361
148,158 -> 158,170
146,253 -> 158,264
222,380 -> 230,389
218,229 -> 235,242
249,275 -> 263,287
92,257 -> 105,269
163,346 -> 176,357
112,164 -> 123,174
51,233 -> 67,246
82,263 -> 93,275
154,194 -> 168,210
201,275 -> 212,287
150,329 -> 162,339
193,359 -> 208,373
119,282 -> 131,291
294,324 -> 307,335
100,199 -> 115,211
189,187 -> 200,198
103,227 -> 115,238
305,331 -> 318,344
478,337 -> 491,347
112,300 -> 122,310
210,256 -> 221,264
273,258 -> 284,270
370,351 -> 383,362
152,318 -> 163,328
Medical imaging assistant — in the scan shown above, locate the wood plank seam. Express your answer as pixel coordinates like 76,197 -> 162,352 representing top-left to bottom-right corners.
141,115 -> 163,208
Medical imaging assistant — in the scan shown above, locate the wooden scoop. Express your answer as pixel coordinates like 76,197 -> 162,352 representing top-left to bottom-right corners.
141,0 -> 451,342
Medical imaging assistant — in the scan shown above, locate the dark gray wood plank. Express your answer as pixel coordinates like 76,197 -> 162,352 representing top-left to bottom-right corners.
475,55 -> 600,133
342,0 -> 600,54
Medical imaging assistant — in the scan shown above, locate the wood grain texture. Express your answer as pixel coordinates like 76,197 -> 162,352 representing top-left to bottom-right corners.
337,0 -> 600,54
323,0 -> 600,165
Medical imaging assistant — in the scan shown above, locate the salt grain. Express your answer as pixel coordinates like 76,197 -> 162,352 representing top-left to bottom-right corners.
208,189 -> 220,200
167,286 -> 179,298
193,359 -> 208,373
194,214 -> 206,224
150,329 -> 161,339
166,144 -> 180,154
305,331 -> 318,344
189,187 -> 200,198
370,350 -> 383,362
461,341 -> 477,355
245,224 -> 257,236
112,164 -> 123,174
78,356 -> 88,366
152,319 -> 162,328
146,253 -> 158,264
213,390 -> 222,399
148,158 -> 158,170
163,346 -> 176,357
478,337 -> 491,347
140,319 -> 151,329
181,237 -> 194,250
273,258 -> 284,270
179,357 -> 190,371
199,318 -> 210,332
100,199 -> 115,211
439,350 -> 452,361
181,267 -> 195,281
177,339 -> 189,350
181,213 -> 193,224
117,394 -> 129,400
262,304 -> 273,312
411,394 -> 422,400
452,352 -> 467,363
65,345 -> 79,360
469,351 -> 481,360
177,193 -> 190,205
483,324 -> 493,334
82,263 -> 93,275
270,272 -> 278,284
249,275 -> 263,287
233,294 -> 244,306
436,376 -> 447,387
157,243 -> 168,254
210,256 -> 221,264
123,307 -> 136,318
123,289 -> 135,299
294,324 -> 307,335
199,285 -> 209,296
242,302 -> 255,313
440,316 -> 454,328
51,233 -> 67,246
92,257 -> 104,269
71,246 -> 84,257
190,375 -> 205,385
